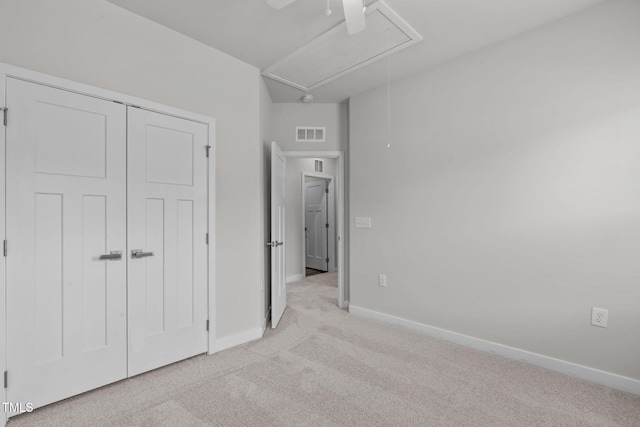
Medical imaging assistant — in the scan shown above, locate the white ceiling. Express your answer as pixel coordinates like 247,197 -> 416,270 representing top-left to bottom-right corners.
106,0 -> 608,103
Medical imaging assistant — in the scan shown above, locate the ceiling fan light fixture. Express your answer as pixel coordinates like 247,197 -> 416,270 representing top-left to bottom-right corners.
343,0 -> 366,35
302,94 -> 315,103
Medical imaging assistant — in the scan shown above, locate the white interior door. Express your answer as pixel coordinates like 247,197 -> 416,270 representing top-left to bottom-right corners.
127,107 -> 209,376
5,78 -> 127,412
304,180 -> 329,272
270,141 -> 287,328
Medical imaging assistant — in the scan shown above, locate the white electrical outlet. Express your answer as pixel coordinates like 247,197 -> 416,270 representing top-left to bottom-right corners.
591,307 -> 608,328
378,274 -> 387,287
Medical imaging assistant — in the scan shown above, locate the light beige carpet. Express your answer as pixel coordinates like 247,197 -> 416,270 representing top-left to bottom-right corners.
9,272 -> 640,426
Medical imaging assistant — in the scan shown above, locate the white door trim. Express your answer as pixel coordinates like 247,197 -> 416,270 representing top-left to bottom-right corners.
206,127 -> 217,355
0,62 -> 218,387
284,151 -> 347,309
301,173 -> 335,274
0,65 -> 6,427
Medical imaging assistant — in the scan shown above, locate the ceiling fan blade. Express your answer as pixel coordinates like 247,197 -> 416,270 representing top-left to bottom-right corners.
342,0 -> 366,35
267,0 -> 298,10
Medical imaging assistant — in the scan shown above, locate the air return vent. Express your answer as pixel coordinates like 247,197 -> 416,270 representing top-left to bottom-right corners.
296,127 -> 325,142
314,159 -> 324,173
262,1 -> 422,92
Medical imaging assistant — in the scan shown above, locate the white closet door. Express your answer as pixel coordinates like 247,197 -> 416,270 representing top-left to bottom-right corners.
127,107 -> 208,376
5,78 -> 127,413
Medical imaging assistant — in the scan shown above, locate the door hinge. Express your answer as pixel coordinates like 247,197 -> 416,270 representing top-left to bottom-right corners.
205,145 -> 211,158
3,240 -> 6,257
2,107 -> 7,126
325,223 -> 329,229
325,188 -> 329,194
326,258 -> 330,263
4,371 -> 7,389
206,233 -> 209,245
206,319 -> 209,331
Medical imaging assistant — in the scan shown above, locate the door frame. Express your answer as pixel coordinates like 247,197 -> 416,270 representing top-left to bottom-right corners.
0,63 -> 218,414
0,65 -> 6,427
284,151 -> 347,309
301,173 -> 336,274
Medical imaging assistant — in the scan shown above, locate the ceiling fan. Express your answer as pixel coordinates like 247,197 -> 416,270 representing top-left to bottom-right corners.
267,0 -> 366,35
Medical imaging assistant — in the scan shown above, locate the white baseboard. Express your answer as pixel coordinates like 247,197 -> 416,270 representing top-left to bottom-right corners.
286,274 -> 304,283
215,327 -> 263,353
349,305 -> 640,396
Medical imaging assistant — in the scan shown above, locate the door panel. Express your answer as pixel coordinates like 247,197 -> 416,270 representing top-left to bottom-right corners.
83,195 -> 110,351
305,180 -> 328,271
127,107 -> 208,376
177,200 -> 196,327
6,78 -> 127,413
34,193 -> 63,364
271,141 -> 287,328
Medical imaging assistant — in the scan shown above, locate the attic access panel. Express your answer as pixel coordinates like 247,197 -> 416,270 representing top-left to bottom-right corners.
262,1 -> 422,92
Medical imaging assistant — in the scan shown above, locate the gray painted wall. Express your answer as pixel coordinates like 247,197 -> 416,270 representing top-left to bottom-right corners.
349,0 -> 640,380
0,0 -> 264,340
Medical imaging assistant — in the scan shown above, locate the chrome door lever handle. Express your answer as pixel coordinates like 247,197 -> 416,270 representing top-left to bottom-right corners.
131,249 -> 154,259
275,241 -> 284,247
266,241 -> 284,247
99,251 -> 122,261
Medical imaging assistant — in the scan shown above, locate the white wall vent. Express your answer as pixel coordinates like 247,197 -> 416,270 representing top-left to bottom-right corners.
314,159 -> 324,173
296,127 -> 326,142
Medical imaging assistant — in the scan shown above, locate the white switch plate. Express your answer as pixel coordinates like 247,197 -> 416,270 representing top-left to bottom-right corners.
355,217 -> 371,228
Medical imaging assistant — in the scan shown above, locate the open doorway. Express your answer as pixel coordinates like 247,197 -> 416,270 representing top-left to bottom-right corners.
283,151 -> 346,309
302,172 -> 336,277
